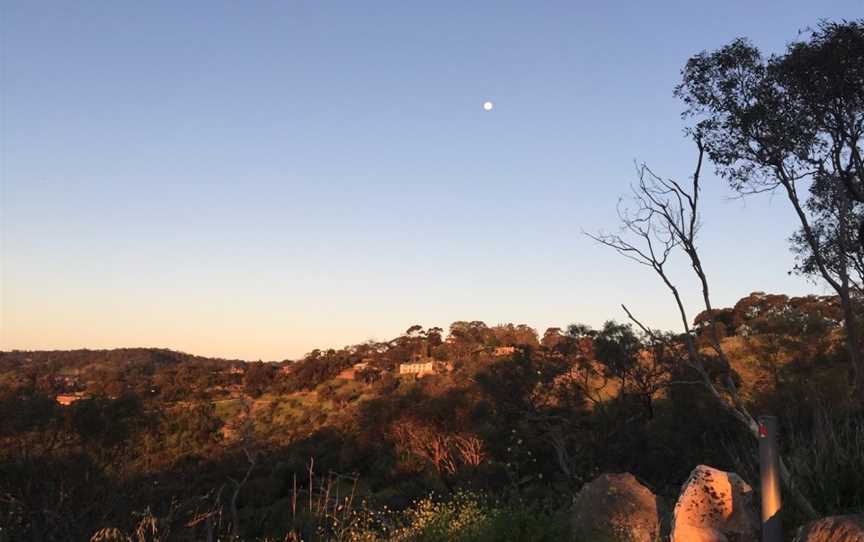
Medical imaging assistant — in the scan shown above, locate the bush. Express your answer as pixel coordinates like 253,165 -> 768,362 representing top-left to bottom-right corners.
786,407 -> 864,516
339,491 -> 567,542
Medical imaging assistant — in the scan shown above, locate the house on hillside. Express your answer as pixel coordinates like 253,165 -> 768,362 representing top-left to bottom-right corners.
399,360 -> 436,377
229,365 -> 246,375
399,358 -> 451,377
55,392 -> 87,406
493,346 -> 517,357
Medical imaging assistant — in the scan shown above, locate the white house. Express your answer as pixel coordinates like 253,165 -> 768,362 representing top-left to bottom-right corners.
399,360 -> 437,377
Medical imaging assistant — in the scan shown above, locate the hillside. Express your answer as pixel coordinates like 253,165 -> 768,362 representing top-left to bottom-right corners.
1,292 -> 862,541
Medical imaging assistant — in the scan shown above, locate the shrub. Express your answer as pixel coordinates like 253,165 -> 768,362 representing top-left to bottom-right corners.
338,491 -> 567,542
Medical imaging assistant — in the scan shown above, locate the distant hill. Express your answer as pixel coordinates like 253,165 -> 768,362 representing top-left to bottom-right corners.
0,347 -> 249,372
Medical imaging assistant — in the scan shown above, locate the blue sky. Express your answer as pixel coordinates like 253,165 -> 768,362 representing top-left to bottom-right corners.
2,1 -> 860,360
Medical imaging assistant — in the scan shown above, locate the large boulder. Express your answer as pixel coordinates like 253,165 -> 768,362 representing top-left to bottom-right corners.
671,465 -> 759,542
794,514 -> 864,542
571,472 -> 662,542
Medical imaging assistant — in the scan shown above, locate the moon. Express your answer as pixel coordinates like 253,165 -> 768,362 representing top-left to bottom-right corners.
483,101 -> 494,111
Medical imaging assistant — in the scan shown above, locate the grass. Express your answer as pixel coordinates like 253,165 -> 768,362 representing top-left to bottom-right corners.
272,490 -> 570,542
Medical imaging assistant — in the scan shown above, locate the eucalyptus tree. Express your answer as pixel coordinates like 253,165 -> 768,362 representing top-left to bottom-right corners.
675,20 -> 864,387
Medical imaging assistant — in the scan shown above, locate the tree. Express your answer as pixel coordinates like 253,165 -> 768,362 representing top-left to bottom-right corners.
67,395 -> 147,464
403,325 -> 431,359
541,327 -> 565,350
243,362 -> 275,398
474,350 -> 582,481
446,321 -> 491,362
573,321 -> 672,420
167,401 -> 223,449
675,20 -> 864,388
791,175 -> 864,296
389,417 -> 485,476
491,323 -> 540,349
594,321 -> 660,418
589,140 -> 818,517
593,321 -> 641,387
426,326 -> 444,356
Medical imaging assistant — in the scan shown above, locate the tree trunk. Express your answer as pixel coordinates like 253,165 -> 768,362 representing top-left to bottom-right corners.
838,290 -> 862,390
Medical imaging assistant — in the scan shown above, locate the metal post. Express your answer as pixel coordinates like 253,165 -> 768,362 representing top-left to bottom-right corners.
758,415 -> 782,542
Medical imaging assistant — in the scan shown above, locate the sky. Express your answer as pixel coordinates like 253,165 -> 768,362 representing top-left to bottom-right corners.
2,1 -> 861,360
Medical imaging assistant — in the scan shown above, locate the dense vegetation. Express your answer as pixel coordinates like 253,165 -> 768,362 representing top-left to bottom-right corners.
1,291 -> 863,540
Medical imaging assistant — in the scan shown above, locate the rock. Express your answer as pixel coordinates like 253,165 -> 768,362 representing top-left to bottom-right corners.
671,465 -> 759,542
794,514 -> 864,542
571,472 -> 662,542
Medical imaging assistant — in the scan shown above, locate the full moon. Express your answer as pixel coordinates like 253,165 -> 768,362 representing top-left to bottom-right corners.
483,101 -> 494,111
